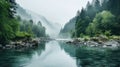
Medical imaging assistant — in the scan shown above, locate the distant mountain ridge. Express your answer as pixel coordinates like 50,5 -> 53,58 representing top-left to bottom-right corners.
16,4 -> 32,20
16,4 -> 61,37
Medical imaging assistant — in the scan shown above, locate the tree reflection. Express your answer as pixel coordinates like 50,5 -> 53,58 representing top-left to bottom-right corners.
0,42 -> 46,67
76,47 -> 120,67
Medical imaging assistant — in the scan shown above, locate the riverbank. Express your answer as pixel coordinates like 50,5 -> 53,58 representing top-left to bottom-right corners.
0,37 -> 54,50
0,38 -> 40,50
66,35 -> 120,48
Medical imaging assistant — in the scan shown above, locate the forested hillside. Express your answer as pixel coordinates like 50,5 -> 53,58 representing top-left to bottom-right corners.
74,0 -> 120,37
59,17 -> 76,38
61,0 -> 120,38
0,0 -> 46,45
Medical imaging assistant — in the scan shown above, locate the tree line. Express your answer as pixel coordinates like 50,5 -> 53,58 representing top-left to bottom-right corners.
0,0 -> 46,45
73,0 -> 120,37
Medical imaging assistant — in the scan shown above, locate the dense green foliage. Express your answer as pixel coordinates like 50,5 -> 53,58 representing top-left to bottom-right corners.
17,17 -> 46,38
0,0 -> 19,45
0,0 -> 46,45
74,0 -> 120,37
86,11 -> 115,36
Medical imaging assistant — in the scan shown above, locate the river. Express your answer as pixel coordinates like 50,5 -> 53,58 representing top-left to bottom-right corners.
0,40 -> 120,67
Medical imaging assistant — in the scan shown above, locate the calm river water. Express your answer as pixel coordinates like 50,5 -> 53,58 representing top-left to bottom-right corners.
0,40 -> 120,67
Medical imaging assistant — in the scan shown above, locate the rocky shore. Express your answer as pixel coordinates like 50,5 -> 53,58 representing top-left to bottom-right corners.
0,38 -> 40,50
0,37 -> 54,50
66,36 -> 120,48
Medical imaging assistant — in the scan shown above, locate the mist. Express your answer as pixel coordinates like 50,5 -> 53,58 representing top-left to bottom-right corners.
16,0 -> 93,38
1,0 -> 120,67
16,0 -> 92,26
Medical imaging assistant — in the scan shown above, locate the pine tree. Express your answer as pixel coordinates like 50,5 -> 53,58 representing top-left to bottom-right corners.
86,1 -> 95,19
93,0 -> 101,13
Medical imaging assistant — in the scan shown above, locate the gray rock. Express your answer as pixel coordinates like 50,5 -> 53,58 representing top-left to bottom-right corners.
5,45 -> 12,49
104,40 -> 119,47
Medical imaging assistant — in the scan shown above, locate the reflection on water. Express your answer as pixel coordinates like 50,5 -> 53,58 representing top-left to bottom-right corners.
25,41 -> 77,67
0,41 -> 120,67
0,42 -> 46,67
76,47 -> 120,67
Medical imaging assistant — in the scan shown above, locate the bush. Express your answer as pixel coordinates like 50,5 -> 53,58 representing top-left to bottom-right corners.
14,31 -> 32,40
105,30 -> 111,36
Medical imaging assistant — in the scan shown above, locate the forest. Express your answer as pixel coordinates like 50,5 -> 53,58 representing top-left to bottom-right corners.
0,0 -> 46,46
74,0 -> 120,37
60,0 -> 120,38
0,0 -> 120,67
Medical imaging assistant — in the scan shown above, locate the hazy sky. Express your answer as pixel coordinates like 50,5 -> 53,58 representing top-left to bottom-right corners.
16,0 -> 92,26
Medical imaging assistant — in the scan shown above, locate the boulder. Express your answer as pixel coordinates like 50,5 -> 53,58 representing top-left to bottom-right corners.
104,40 -> 119,47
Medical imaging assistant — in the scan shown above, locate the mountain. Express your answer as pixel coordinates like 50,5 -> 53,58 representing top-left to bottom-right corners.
59,17 -> 77,38
16,4 -> 32,20
16,4 -> 61,37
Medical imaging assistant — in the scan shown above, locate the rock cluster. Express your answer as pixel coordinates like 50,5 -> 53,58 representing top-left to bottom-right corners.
0,38 -> 40,49
66,36 -> 120,48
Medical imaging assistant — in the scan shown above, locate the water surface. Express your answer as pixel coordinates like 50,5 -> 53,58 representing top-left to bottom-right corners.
0,40 -> 120,67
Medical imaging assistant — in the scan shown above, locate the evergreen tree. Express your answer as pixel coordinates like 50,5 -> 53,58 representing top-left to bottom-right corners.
74,0 -> 120,37
6,0 -> 16,18
107,0 -> 120,16
0,0 -> 19,45
93,0 -> 101,13
86,1 -> 95,19
75,8 -> 91,37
